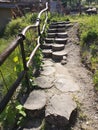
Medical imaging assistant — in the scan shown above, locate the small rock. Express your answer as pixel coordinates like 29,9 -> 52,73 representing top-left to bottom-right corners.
63,56 -> 67,60
81,123 -> 87,130
61,60 -> 67,65
86,121 -> 89,125
81,123 -> 94,130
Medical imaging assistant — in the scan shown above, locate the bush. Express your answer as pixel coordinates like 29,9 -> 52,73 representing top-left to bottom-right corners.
81,29 -> 98,46
4,13 -> 37,38
4,18 -> 27,37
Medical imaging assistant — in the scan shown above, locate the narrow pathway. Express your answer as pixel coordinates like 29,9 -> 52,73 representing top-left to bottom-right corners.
21,22 -> 98,130
66,23 -> 98,130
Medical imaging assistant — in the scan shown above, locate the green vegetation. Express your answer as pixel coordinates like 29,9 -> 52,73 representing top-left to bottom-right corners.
0,101 -> 26,129
76,15 -> 98,89
0,13 -> 38,95
0,12 -> 44,129
74,15 -> 98,89
0,13 -> 37,53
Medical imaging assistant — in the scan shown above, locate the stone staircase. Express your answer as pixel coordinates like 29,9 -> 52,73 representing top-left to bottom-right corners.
42,21 -> 72,63
20,21 -> 79,130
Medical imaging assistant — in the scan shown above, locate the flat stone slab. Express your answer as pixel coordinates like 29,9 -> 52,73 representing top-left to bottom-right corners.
34,76 -> 54,89
51,21 -> 66,24
41,66 -> 55,76
57,28 -> 65,33
23,90 -> 46,110
49,24 -> 65,29
65,23 -> 73,28
57,32 -> 68,38
52,44 -> 65,51
54,76 -> 79,92
45,38 -> 54,43
42,60 -> 54,67
42,43 -> 52,49
52,50 -> 67,56
54,63 -> 80,91
55,38 -> 67,44
48,29 -> 57,33
42,49 -> 52,58
45,94 -> 77,126
52,51 -> 67,62
47,33 -> 56,38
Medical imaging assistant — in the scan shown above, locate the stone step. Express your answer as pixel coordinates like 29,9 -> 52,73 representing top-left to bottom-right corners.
54,38 -> 68,44
23,90 -> 46,111
54,75 -> 79,92
56,32 -> 68,38
34,76 -> 54,89
57,28 -> 66,33
51,21 -> 70,25
47,33 -> 56,38
40,66 -> 56,76
45,38 -> 54,43
48,29 -> 57,33
52,44 -> 65,52
65,23 -> 73,28
49,24 -> 65,29
47,32 -> 68,38
42,43 -> 52,49
45,94 -> 77,127
42,49 -> 52,58
52,50 -> 67,62
51,21 -> 65,25
48,28 -> 65,33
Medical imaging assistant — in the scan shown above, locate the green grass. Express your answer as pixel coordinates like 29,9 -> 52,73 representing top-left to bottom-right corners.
71,15 -> 98,89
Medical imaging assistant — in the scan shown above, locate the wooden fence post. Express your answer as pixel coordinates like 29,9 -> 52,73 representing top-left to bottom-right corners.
19,34 -> 30,93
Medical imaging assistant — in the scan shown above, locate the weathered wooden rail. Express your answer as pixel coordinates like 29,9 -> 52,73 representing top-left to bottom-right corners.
0,2 -> 48,113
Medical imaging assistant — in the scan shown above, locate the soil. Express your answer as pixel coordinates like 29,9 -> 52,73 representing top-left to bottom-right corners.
64,23 -> 98,130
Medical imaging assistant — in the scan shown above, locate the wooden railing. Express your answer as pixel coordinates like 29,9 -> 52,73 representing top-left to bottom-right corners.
0,2 -> 48,113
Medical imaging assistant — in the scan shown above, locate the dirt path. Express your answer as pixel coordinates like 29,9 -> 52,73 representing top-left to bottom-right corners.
64,23 -> 98,130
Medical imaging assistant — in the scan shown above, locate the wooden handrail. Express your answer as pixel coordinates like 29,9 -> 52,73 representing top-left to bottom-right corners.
0,36 -> 22,66
27,36 -> 40,67
21,2 -> 48,36
0,70 -> 26,113
0,2 -> 48,113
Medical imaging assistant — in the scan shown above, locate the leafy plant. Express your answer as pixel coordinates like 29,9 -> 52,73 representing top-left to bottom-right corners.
0,101 -> 26,129
93,71 -> 98,90
13,56 -> 23,76
81,29 -> 98,46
